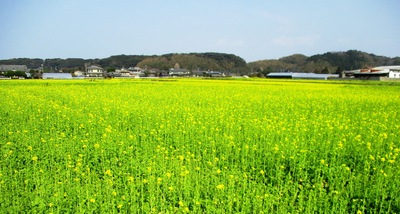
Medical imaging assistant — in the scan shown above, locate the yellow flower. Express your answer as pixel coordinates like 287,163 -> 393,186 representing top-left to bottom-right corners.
105,169 -> 112,176
89,198 -> 95,203
180,170 -> 189,177
32,156 -> 38,161
216,184 -> 225,190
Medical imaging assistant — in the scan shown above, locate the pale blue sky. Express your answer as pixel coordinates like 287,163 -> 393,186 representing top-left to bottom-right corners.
1,0 -> 399,62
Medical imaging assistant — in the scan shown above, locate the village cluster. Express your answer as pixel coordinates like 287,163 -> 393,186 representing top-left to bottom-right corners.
1,64 -> 400,81
0,64 -> 226,79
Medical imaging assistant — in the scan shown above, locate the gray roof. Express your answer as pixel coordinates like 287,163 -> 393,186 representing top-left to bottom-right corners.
267,72 -> 338,80
267,72 -> 294,77
87,66 -> 103,70
0,65 -> 28,72
292,73 -> 339,79
42,73 -> 72,79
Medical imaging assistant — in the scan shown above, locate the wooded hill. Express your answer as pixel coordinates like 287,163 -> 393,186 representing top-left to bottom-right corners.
1,50 -> 399,74
248,50 -> 400,74
0,53 -> 246,73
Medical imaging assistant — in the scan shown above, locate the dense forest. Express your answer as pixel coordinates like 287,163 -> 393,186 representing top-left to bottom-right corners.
0,53 -> 246,73
1,50 -> 399,75
248,50 -> 400,75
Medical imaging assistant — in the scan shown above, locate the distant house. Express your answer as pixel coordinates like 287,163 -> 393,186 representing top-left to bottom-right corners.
128,67 -> 145,77
147,68 -> 161,77
42,73 -> 72,79
86,65 -> 104,77
206,71 -> 224,77
169,68 -> 190,76
116,68 -> 131,77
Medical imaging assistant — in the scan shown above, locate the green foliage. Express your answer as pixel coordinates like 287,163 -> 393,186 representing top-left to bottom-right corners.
106,68 -> 116,73
0,58 -> 43,69
0,53 -> 246,73
1,50 -> 398,75
45,58 -> 86,70
279,54 -> 307,65
248,50 -> 400,73
3,70 -> 27,78
97,55 -> 147,68
0,79 -> 399,213
137,53 -> 246,72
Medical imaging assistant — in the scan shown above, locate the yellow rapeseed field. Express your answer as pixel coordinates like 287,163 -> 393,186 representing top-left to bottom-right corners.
0,78 -> 399,213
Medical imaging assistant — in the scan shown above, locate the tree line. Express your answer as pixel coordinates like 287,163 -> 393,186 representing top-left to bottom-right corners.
1,50 -> 399,76
248,50 -> 400,75
0,53 -> 247,74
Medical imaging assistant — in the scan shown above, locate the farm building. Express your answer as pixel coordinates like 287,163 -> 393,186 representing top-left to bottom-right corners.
266,72 -> 294,79
42,73 -> 72,79
267,72 -> 338,80
350,66 -> 400,80
292,73 -> 339,80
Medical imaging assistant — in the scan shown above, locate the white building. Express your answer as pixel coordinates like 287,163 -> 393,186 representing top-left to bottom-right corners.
86,65 -> 104,77
353,65 -> 400,79
389,70 -> 400,78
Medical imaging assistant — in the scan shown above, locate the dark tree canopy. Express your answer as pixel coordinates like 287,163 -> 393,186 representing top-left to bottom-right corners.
1,50 -> 398,74
248,50 -> 399,74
